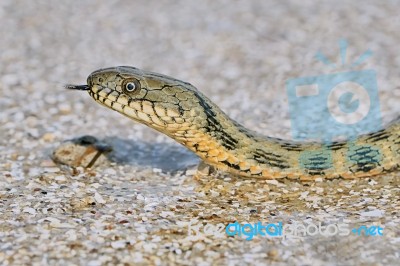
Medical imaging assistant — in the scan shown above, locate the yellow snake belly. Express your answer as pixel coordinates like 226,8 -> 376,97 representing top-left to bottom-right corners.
66,66 -> 400,180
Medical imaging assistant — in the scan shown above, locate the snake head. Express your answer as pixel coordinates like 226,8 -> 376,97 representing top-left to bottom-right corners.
78,66 -> 207,134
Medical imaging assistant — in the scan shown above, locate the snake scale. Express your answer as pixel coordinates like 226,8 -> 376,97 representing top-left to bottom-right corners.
67,66 -> 400,180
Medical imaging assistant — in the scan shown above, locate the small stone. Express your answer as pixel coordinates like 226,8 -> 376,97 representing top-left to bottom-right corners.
160,211 -> 174,218
152,168 -> 162,173
368,179 -> 378,186
137,194 -> 145,201
111,240 -> 126,249
267,249 -> 279,260
23,207 -> 36,215
2,74 -> 18,86
42,132 -> 56,142
55,175 -> 67,182
185,169 -> 197,176
174,248 -> 182,255
44,167 -> 60,173
104,168 -> 116,175
265,180 -> 279,185
210,190 -> 220,197
58,103 -> 72,114
360,209 -> 384,217
94,192 -> 106,204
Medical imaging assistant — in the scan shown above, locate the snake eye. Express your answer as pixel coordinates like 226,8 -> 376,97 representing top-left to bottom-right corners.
126,82 -> 136,92
123,79 -> 141,94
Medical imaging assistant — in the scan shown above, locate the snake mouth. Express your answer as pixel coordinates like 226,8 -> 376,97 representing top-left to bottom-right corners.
65,84 -> 90,91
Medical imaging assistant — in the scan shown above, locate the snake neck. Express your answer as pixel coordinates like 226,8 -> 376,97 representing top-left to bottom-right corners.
168,91 -> 400,180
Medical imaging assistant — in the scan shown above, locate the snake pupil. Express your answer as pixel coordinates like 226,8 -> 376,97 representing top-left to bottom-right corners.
126,82 -> 135,91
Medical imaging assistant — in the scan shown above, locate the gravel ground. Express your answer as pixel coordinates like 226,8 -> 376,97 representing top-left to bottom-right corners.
1,0 -> 400,265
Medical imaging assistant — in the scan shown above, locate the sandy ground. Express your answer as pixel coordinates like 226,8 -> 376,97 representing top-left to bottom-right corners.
1,0 -> 399,265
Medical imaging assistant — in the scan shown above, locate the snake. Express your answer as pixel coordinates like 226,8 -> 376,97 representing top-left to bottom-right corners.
66,66 -> 400,180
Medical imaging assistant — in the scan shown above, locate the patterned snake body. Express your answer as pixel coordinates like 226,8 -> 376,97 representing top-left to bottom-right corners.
67,66 -> 400,180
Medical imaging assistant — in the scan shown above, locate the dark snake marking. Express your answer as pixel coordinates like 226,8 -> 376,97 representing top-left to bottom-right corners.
326,141 -> 347,151
348,145 -> 381,172
299,150 -> 333,176
194,93 -> 238,150
280,142 -> 304,151
365,128 -> 390,142
221,160 -> 241,171
252,149 -> 290,169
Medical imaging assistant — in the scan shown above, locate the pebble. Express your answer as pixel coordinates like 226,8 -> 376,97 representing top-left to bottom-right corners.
23,207 -> 37,215
2,74 -> 19,86
40,160 -> 56,167
360,209 -> 384,217
94,192 -> 106,204
58,103 -> 72,114
185,169 -> 197,176
42,132 -> 56,142
111,241 -> 126,249
44,167 -> 60,173
104,168 -> 116,176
